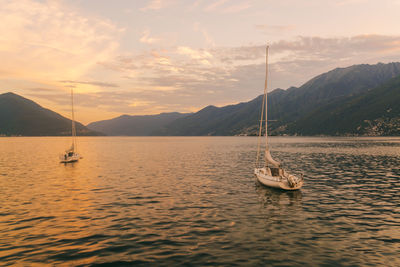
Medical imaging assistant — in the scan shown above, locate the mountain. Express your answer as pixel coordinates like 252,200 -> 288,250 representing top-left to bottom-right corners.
153,98 -> 263,136
285,75 -> 400,136
155,62 -> 400,136
0,92 -> 99,136
267,62 -> 400,127
86,112 -> 190,136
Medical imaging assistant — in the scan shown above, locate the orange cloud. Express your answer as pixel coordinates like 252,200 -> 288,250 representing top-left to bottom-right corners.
0,0 -> 122,86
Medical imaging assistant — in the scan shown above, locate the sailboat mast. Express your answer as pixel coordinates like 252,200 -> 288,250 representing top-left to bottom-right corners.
264,46 -> 269,167
71,88 -> 77,152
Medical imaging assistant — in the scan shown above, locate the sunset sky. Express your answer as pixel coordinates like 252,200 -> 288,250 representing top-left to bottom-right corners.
1,0 -> 400,124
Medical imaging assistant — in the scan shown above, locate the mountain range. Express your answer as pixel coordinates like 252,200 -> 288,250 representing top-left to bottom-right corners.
87,113 -> 190,136
90,62 -> 400,136
1,62 -> 400,136
0,92 -> 98,136
266,62 -> 400,136
286,74 -> 400,136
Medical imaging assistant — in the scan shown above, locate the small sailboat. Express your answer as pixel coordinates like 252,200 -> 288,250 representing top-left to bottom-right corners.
254,46 -> 303,190
60,88 -> 80,163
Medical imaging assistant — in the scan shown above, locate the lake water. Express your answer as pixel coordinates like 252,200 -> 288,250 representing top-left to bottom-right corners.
0,137 -> 399,266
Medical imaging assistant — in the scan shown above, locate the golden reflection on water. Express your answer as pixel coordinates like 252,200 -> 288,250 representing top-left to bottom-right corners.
0,136 -> 399,266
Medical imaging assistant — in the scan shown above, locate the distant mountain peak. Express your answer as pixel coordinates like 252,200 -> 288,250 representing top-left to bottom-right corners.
204,105 -> 217,109
0,92 -> 100,136
87,112 -> 190,136
1,92 -> 18,96
1,92 -> 28,99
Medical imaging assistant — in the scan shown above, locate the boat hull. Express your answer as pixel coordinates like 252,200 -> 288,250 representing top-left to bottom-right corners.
254,168 -> 303,190
60,154 -> 80,163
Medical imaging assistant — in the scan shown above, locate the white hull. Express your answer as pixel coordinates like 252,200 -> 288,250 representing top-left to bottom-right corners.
254,168 -> 303,190
60,153 -> 80,163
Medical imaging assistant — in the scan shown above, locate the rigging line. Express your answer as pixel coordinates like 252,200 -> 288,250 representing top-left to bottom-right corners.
264,46 -> 269,148
255,91 -> 266,168
71,88 -> 77,152
264,45 -> 269,167
256,45 -> 269,168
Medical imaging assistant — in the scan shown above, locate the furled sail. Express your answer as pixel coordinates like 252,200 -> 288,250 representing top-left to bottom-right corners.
265,149 -> 280,167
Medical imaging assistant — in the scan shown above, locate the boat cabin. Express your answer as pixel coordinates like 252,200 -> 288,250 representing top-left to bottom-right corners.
270,167 -> 280,177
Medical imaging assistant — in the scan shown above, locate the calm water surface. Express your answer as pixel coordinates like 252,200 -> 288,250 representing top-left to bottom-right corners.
0,137 -> 399,266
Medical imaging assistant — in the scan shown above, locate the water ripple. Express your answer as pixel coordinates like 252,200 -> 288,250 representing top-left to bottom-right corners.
0,137 -> 399,266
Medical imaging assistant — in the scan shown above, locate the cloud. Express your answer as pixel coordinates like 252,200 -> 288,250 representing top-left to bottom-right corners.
26,89 -> 179,116
203,0 -> 251,13
255,24 -> 295,34
177,46 -> 213,64
140,29 -> 161,44
140,0 -> 175,11
193,22 -> 216,47
0,0 -> 121,84
222,1 -> 251,13
59,80 -> 119,88
187,0 -> 203,11
25,87 -> 58,93
335,0 -> 368,6
23,34 -> 400,118
271,35 -> 400,61
96,34 -> 400,118
208,35 -> 400,64
204,0 -> 229,11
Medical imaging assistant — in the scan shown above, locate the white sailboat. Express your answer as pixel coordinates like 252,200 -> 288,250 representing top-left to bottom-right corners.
60,89 -> 80,163
254,46 -> 303,190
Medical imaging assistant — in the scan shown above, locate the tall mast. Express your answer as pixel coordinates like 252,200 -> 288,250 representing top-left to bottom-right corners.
71,88 -> 77,152
264,46 -> 269,166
